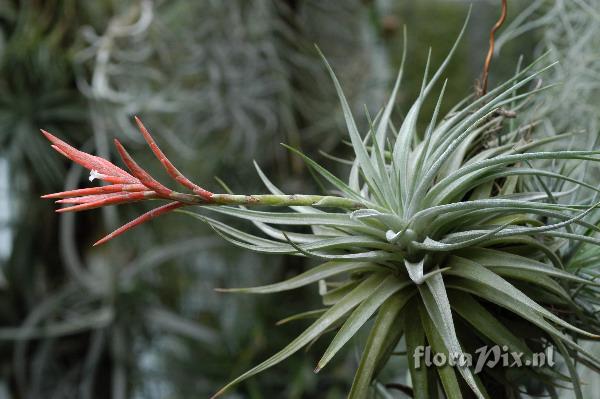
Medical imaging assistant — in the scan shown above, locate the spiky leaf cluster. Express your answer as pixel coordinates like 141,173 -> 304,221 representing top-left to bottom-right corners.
196,16 -> 600,399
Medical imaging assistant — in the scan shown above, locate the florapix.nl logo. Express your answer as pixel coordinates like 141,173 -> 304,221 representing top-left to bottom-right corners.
413,345 -> 555,374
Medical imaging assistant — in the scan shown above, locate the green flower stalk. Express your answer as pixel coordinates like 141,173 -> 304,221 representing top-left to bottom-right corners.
43,14 -> 600,399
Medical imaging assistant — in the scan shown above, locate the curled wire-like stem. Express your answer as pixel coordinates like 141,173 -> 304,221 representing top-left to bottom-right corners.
480,0 -> 508,96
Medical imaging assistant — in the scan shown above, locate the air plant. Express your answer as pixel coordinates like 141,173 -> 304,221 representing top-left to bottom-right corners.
42,14 -> 600,399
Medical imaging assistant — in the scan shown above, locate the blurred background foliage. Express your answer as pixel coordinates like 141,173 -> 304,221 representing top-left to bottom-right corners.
0,0 -> 596,398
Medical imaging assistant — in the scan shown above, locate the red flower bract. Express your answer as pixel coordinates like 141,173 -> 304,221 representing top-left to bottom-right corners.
41,117 -> 213,246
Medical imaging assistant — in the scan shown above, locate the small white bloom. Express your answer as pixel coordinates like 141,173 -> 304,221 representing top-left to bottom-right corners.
89,170 -> 102,182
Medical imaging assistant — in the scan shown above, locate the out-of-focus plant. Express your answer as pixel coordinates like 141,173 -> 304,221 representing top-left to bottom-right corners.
74,0 -> 387,170
497,0 -> 600,138
0,0 -> 87,270
0,0 -> 86,187
41,8 -> 600,397
0,3 -> 90,388
0,234 -> 224,398
0,1 -> 91,395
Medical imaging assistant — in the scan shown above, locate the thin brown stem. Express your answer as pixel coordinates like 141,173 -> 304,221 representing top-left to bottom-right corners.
480,0 -> 508,96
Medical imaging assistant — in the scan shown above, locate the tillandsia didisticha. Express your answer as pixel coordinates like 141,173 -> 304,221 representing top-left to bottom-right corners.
42,116 -> 364,246
43,13 -> 600,399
